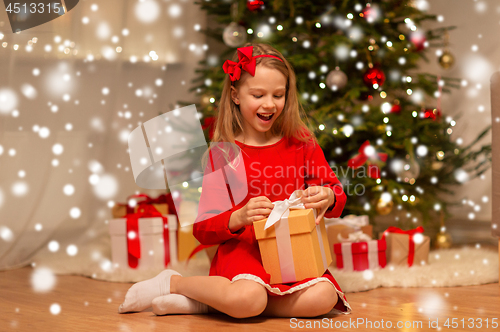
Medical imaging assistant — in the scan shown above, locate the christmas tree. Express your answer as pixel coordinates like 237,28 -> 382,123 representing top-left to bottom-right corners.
183,0 -> 491,229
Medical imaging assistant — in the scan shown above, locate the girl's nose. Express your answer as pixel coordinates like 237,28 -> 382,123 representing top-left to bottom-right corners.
263,96 -> 275,109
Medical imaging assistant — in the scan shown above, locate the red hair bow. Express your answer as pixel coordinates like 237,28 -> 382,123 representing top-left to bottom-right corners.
223,46 -> 256,82
348,140 -> 388,179
222,46 -> 283,82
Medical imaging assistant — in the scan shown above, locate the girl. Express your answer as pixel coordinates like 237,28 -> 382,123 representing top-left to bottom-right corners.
119,43 -> 351,318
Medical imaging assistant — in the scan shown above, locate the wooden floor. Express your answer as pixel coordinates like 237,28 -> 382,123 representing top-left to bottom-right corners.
1,267 -> 499,332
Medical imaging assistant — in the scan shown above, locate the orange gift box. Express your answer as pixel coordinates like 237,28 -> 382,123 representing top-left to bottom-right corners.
254,209 -> 332,285
177,224 -> 201,261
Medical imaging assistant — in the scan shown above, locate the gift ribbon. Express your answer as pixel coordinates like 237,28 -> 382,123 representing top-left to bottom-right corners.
340,240 -> 381,271
347,140 -> 388,179
338,230 -> 372,242
265,191 -> 328,283
187,244 -> 215,262
340,243 -> 353,271
382,226 -> 424,267
324,215 -> 369,229
367,241 -> 379,270
125,204 -> 171,269
126,193 -> 178,217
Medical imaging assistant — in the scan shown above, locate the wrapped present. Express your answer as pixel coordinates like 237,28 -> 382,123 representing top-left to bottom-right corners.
381,226 -> 430,267
108,205 -> 178,269
253,191 -> 332,285
177,200 -> 201,261
178,224 -> 201,261
111,193 -> 172,218
333,232 -> 386,271
324,215 -> 373,267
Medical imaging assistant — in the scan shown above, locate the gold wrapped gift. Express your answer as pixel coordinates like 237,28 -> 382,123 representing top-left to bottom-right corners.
254,209 -> 332,285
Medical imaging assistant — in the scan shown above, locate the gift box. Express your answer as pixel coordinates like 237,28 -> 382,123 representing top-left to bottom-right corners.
177,224 -> 201,261
333,238 -> 386,271
176,200 -> 202,261
324,215 -> 373,267
111,193 -> 170,218
254,208 -> 332,285
112,203 -> 168,218
108,212 -> 178,270
381,226 -> 430,267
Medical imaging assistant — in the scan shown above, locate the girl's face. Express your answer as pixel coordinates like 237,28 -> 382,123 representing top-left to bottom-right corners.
231,65 -> 287,141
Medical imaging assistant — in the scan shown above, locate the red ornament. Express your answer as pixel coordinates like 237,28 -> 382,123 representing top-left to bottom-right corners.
363,67 -> 386,89
423,108 -> 441,121
247,0 -> 264,11
391,104 -> 401,114
359,91 -> 373,101
409,31 -> 427,52
361,3 -> 380,23
202,116 -> 216,139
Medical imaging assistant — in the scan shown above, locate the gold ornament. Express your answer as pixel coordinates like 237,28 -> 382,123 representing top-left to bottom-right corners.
439,50 -> 455,69
432,161 -> 443,170
435,211 -> 452,249
435,232 -> 452,249
376,198 -> 393,215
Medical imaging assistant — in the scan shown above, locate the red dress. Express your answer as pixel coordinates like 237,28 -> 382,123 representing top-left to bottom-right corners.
193,136 -> 351,314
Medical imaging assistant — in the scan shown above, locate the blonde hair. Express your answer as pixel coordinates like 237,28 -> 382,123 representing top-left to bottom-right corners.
202,43 -> 315,171
212,43 -> 315,144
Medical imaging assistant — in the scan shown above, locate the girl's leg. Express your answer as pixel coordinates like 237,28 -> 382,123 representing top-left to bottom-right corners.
261,281 -> 339,317
119,270 -> 181,313
169,275 -> 268,319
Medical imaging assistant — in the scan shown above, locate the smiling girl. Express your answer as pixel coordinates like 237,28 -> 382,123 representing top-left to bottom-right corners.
119,43 -> 351,318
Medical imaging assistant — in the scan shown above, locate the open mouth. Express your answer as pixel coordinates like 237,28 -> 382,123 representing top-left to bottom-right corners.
257,113 -> 274,121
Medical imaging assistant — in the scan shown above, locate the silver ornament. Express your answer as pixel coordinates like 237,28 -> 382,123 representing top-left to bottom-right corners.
398,159 -> 420,182
326,66 -> 348,91
222,22 -> 247,48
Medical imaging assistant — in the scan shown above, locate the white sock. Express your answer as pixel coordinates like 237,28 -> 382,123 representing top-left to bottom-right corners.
152,294 -> 209,315
118,269 -> 181,313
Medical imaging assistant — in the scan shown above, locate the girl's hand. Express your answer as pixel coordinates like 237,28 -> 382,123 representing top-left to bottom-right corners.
231,196 -> 274,229
298,186 -> 335,224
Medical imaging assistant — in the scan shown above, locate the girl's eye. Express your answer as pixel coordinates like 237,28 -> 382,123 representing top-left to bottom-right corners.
253,95 -> 283,98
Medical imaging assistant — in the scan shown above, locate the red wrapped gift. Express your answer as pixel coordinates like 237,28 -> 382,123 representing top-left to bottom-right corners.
333,239 -> 386,271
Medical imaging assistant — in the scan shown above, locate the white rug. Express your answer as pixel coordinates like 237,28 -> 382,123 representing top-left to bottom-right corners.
330,246 -> 499,293
31,230 -> 212,283
33,233 -> 498,293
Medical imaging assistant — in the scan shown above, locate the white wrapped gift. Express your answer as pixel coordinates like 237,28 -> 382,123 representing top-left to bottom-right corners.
108,215 -> 178,270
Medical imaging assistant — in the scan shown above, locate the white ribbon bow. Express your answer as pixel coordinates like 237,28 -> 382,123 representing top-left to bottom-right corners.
338,230 -> 372,242
324,215 -> 368,229
264,191 -> 306,230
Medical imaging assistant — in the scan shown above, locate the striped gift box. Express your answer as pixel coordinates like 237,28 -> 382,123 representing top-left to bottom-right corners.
333,239 -> 386,271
